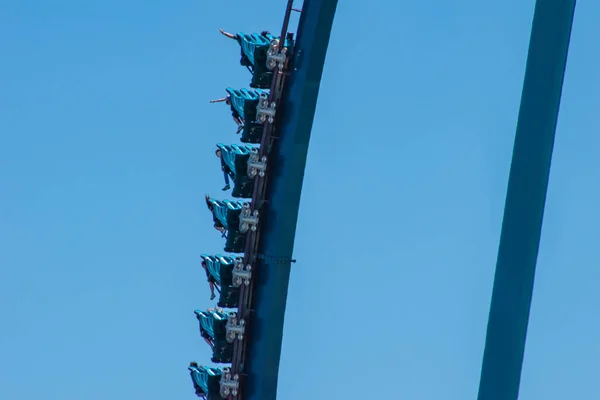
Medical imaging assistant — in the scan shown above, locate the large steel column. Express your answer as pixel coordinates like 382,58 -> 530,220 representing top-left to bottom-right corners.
245,1 -> 338,399
477,1 -> 576,399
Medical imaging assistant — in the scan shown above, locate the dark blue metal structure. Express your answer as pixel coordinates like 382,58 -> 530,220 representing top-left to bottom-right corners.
244,1 -> 338,399
477,1 -> 576,399
190,1 -> 578,398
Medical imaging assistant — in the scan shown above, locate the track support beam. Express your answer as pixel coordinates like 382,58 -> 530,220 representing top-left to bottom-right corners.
477,1 -> 576,399
244,1 -> 338,399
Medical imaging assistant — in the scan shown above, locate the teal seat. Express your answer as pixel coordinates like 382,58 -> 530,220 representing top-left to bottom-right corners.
195,310 -> 232,364
205,197 -> 248,253
235,32 -> 293,89
226,88 -> 265,121
201,254 -> 239,308
217,143 -> 255,198
238,33 -> 274,67
188,363 -> 222,399
206,198 -> 243,228
196,309 -> 228,341
225,88 -> 268,143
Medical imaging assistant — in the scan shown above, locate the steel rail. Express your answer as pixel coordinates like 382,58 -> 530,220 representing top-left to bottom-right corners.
226,2 -> 297,399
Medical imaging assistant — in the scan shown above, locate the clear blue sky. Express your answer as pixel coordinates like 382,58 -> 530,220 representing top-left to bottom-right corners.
1,1 -> 599,399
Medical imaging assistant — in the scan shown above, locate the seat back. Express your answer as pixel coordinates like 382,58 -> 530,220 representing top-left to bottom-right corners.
216,143 -> 254,179
236,32 -> 293,89
201,254 -> 239,307
207,198 -> 244,229
195,309 -> 228,341
237,32 -> 292,66
188,365 -> 222,397
201,254 -> 236,286
226,88 -> 266,121
238,33 -> 273,66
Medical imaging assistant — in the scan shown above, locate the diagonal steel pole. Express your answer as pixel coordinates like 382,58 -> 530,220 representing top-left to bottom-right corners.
477,1 -> 576,399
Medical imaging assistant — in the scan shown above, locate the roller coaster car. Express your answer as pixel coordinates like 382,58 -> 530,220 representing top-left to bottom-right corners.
236,32 -> 293,89
226,88 -> 267,144
188,363 -> 222,399
217,143 -> 255,198
205,197 -> 259,253
201,254 -> 239,308
205,197 -> 246,253
226,88 -> 265,121
195,310 -> 233,364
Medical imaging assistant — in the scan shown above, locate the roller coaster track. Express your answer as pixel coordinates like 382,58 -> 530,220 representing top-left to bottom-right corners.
229,2 -> 293,397
190,1 -> 338,400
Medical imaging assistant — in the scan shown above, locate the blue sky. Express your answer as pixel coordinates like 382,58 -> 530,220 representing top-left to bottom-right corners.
1,1 -> 599,399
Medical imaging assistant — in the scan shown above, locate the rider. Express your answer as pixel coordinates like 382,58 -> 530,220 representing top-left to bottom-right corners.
215,148 -> 233,191
205,195 -> 227,235
201,259 -> 219,301
209,95 -> 244,134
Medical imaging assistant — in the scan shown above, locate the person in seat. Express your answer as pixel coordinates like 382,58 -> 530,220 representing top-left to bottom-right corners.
189,362 -> 206,398
201,259 -> 219,301
201,329 -> 215,349
218,29 -> 272,69
209,95 -> 244,134
215,148 -> 233,191
205,195 -> 227,235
